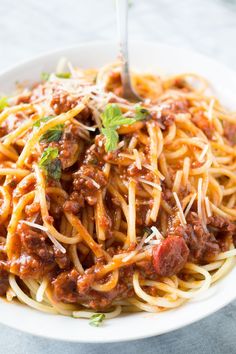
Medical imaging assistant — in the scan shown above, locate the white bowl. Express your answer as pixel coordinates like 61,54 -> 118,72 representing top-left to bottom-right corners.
1,41 -> 236,343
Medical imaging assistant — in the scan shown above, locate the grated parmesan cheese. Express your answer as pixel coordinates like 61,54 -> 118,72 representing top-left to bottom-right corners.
197,178 -> 203,220
184,193 -> 197,218
20,220 -> 66,254
82,175 -> 100,189
144,226 -> 163,244
142,163 -> 165,181
173,192 -> 186,225
139,178 -> 162,191
205,196 -> 212,217
133,149 -> 142,170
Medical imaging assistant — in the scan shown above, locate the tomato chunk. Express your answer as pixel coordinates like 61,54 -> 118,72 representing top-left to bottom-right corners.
152,236 -> 189,276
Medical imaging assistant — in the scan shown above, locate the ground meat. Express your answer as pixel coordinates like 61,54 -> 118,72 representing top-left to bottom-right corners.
52,266 -> 133,310
0,126 -> 7,138
25,202 -> 40,216
52,269 -> 79,303
162,184 -> 174,205
223,121 -> 236,145
72,165 -> 107,206
59,125 -> 82,169
77,270 -> 96,295
76,106 -> 91,122
136,260 -> 156,278
106,71 -> 123,97
171,78 -> 189,90
11,224 -> 70,279
49,201 -> 63,220
207,216 -> 236,250
166,212 -> 231,263
54,247 -> 71,269
16,93 -> 31,104
13,174 -> 35,199
169,100 -> 190,113
207,215 -> 236,232
0,268 -> 9,296
83,135 -> 106,167
179,212 -> 220,262
63,191 -> 84,214
136,203 -> 151,226
50,93 -> 77,115
191,111 -> 214,139
152,100 -> 188,131
152,236 -> 189,277
159,112 -> 175,129
11,224 -> 55,278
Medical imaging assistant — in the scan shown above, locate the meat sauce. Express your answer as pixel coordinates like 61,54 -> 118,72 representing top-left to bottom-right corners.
10,224 -> 70,279
151,213 -> 236,277
1,83 -> 236,310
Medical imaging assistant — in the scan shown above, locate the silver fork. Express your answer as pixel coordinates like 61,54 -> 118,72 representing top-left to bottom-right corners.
116,0 -> 142,102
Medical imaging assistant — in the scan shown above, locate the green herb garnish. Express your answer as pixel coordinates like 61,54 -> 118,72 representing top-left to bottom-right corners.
39,124 -> 64,143
89,313 -> 105,327
40,72 -> 71,81
134,106 -> 151,121
34,116 -> 64,143
56,72 -> 71,79
33,116 -> 54,128
101,104 -> 136,152
39,147 -> 61,180
41,72 -> 50,81
0,96 -> 8,111
101,127 -> 119,152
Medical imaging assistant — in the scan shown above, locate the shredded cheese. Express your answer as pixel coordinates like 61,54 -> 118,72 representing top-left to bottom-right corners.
205,196 -> 212,217
139,178 -> 162,191
143,163 -> 165,180
144,226 -> 163,244
82,175 -> 100,189
184,193 -> 197,217
173,192 -> 186,225
20,220 -> 66,254
197,178 -> 203,221
133,149 -> 142,170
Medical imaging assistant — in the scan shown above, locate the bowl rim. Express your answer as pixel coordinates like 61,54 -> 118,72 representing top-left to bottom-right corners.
1,40 -> 236,343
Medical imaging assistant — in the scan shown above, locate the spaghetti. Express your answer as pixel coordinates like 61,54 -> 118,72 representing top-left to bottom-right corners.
0,60 -> 236,324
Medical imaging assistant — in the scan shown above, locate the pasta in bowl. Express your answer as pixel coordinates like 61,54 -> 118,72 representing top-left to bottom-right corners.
0,42 -> 236,342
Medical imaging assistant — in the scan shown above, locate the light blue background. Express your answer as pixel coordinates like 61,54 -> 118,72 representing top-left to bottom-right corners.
1,0 -> 236,352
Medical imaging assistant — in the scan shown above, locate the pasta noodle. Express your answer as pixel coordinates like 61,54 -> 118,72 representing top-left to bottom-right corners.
0,60 -> 236,325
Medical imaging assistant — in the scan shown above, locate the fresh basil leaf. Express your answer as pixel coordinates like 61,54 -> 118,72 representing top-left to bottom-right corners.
101,104 -> 122,128
41,72 -> 50,81
46,159 -> 62,180
0,96 -> 8,111
134,106 -> 151,121
101,104 -> 136,128
39,124 -> 64,143
101,127 -> 119,152
100,103 -> 140,152
39,147 -> 61,180
107,115 -> 136,128
33,116 -> 55,128
56,72 -> 71,79
39,146 -> 59,165
89,313 -> 105,327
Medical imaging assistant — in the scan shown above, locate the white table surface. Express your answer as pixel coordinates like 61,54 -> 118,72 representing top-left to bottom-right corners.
1,0 -> 236,352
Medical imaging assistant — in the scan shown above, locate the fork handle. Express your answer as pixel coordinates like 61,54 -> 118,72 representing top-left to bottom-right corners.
116,0 -> 139,101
